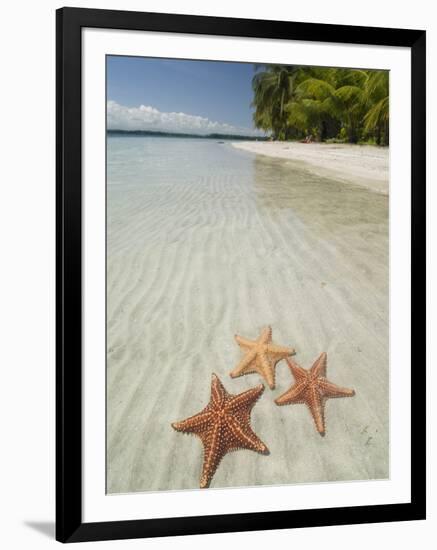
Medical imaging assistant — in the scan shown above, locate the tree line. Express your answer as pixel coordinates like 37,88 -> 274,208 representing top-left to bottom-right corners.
252,65 -> 389,145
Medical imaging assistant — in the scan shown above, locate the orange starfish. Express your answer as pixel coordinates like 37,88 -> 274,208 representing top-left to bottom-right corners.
172,374 -> 268,488
275,353 -> 355,436
230,326 -> 295,389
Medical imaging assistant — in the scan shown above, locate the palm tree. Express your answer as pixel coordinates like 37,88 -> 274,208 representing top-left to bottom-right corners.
293,68 -> 368,143
288,74 -> 338,140
252,65 -> 301,140
363,71 -> 389,145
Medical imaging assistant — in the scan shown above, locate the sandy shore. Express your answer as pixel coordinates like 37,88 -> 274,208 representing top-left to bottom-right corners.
232,141 -> 389,194
107,138 -> 389,494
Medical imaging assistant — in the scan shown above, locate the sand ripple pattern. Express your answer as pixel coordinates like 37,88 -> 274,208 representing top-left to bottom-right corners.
106,138 -> 389,494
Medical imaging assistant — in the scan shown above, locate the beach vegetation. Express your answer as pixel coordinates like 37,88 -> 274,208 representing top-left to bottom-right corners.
252,65 -> 389,145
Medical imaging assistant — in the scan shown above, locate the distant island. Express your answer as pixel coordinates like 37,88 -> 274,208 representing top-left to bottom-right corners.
107,129 -> 267,141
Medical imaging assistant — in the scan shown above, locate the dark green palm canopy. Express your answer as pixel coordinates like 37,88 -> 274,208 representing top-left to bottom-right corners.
251,65 -> 389,145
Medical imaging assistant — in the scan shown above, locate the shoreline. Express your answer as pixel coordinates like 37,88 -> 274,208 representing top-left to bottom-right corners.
232,141 -> 389,195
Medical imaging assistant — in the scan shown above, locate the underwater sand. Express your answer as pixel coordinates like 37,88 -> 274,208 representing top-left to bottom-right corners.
106,137 -> 389,494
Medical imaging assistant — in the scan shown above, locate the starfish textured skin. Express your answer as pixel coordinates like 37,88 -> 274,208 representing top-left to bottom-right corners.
275,352 -> 355,436
172,374 -> 268,489
230,326 -> 295,389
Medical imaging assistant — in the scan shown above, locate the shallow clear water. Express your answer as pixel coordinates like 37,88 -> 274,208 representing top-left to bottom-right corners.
106,135 -> 389,494
107,135 -> 388,258
107,136 -> 255,186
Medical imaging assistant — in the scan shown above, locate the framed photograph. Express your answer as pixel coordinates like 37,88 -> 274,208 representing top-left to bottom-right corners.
56,7 -> 426,543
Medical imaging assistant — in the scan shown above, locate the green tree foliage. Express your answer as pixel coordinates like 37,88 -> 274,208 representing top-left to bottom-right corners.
252,65 -> 389,145
251,65 -> 300,140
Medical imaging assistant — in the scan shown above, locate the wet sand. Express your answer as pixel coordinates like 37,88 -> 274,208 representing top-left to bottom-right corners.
232,141 -> 389,194
107,140 -> 389,494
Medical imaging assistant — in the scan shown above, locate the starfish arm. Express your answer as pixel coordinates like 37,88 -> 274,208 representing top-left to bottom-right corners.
266,343 -> 295,357
199,422 -> 225,488
318,378 -> 355,399
260,326 -> 273,345
234,334 -> 256,349
307,386 -> 325,434
310,352 -> 328,378
275,381 -> 308,405
225,384 -> 264,414
230,348 -> 257,378
226,415 -> 268,453
210,373 -> 227,407
171,410 -> 212,434
285,357 -> 309,382
259,352 -> 275,389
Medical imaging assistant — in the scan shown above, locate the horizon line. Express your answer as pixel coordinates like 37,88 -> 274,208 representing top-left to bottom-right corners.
107,129 -> 268,140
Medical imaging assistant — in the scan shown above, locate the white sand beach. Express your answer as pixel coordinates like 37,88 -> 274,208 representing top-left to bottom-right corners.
107,137 -> 389,494
232,141 -> 389,194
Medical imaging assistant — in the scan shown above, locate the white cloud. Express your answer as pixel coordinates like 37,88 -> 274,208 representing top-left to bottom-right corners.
107,100 -> 264,137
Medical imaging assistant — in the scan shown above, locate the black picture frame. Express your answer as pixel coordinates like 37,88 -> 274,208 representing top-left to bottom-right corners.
56,6 -> 426,543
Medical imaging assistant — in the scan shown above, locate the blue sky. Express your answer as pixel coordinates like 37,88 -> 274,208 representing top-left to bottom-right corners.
106,56 -> 263,136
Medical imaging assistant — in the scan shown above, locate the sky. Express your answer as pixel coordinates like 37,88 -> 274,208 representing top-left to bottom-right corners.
106,56 -> 264,136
